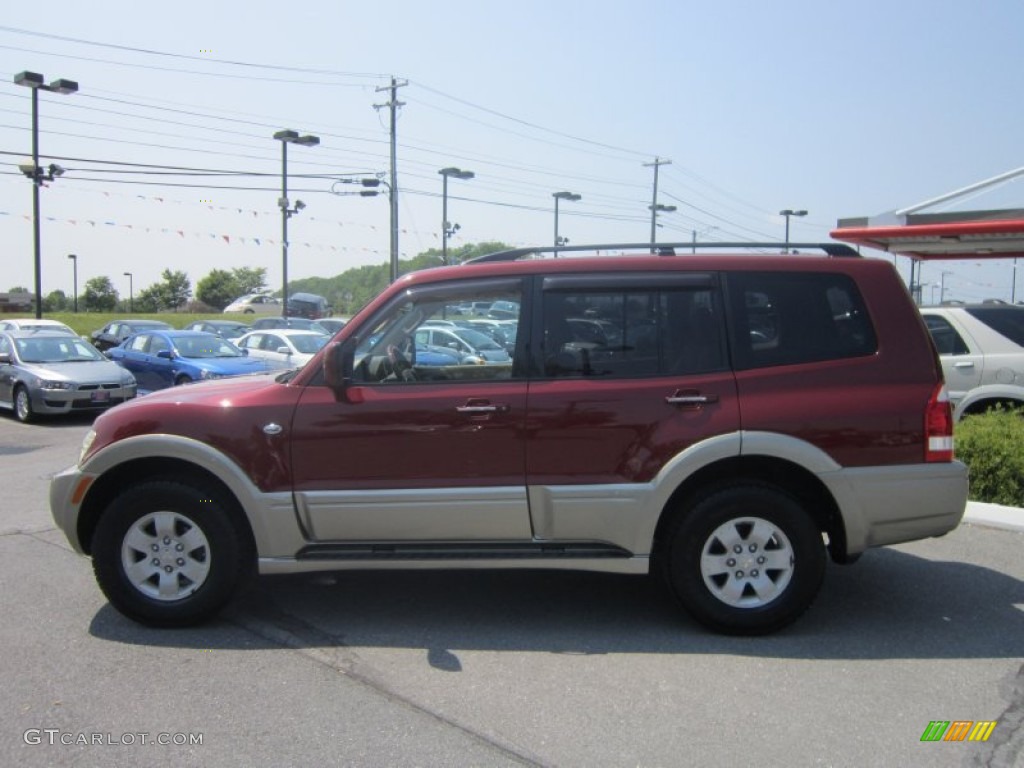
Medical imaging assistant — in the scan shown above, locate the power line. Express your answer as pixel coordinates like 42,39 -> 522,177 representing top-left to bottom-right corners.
0,27 -> 390,78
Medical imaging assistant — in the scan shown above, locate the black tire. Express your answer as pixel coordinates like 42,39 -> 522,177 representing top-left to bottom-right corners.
175,374 -> 193,386
14,385 -> 34,423
663,483 -> 826,635
91,480 -> 251,627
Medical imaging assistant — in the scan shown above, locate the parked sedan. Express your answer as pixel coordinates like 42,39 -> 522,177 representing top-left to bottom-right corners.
235,329 -> 329,370
249,317 -> 330,334
415,325 -> 512,364
91,319 -> 172,352
107,330 -> 273,392
182,320 -> 251,340
223,293 -> 282,315
315,317 -> 351,335
0,331 -> 136,423
0,318 -> 77,336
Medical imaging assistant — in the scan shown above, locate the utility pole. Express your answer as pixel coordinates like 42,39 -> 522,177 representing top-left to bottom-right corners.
644,157 -> 672,248
375,77 -> 406,283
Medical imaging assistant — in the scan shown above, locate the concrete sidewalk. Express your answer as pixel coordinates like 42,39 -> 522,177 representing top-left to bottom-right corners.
963,500 -> 1024,533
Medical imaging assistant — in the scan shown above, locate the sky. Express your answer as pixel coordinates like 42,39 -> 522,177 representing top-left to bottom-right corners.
1,0 -> 1023,305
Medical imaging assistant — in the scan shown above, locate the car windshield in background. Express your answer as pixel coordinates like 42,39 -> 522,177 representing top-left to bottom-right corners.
966,307 -> 1024,346
290,335 -> 329,354
16,337 -> 104,363
453,327 -> 504,351
175,337 -> 244,358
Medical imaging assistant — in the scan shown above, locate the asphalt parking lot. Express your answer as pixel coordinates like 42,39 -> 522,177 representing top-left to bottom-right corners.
1,414 -> 1022,767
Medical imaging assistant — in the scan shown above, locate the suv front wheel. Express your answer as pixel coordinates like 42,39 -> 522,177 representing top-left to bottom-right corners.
665,484 -> 826,635
91,480 -> 251,627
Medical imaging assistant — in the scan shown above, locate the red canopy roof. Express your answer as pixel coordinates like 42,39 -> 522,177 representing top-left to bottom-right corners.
832,209 -> 1024,260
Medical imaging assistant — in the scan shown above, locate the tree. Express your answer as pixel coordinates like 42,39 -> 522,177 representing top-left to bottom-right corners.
195,267 -> 268,310
133,286 -> 161,313
287,241 -> 513,315
142,269 -> 192,312
44,289 -> 69,312
195,269 -> 239,310
232,267 -> 267,295
83,276 -> 118,312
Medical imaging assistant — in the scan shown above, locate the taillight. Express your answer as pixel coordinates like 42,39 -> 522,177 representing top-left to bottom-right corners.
925,383 -> 954,462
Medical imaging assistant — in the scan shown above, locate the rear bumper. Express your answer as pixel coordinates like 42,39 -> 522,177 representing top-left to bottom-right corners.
824,460 -> 969,555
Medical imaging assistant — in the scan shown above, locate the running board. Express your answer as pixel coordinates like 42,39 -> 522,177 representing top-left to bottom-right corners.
295,541 -> 632,561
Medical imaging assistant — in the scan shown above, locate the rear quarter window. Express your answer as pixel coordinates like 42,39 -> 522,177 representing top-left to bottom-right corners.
727,271 -> 877,370
965,307 -> 1024,347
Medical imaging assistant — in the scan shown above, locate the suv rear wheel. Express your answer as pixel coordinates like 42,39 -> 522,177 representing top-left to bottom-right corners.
665,484 -> 825,635
91,480 -> 251,627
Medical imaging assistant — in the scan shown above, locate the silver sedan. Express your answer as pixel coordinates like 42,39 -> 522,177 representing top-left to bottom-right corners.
0,331 -> 137,423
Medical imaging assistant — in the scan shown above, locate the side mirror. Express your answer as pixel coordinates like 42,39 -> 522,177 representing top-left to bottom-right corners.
323,339 -> 358,401
157,350 -> 173,359
276,346 -> 291,355
0,352 -> 10,364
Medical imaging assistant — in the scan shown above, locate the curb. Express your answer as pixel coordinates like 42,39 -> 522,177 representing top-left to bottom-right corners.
962,501 -> 1024,533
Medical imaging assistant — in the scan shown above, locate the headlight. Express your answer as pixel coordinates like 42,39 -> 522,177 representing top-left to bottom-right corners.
39,379 -> 74,390
79,429 -> 96,465
200,369 -> 223,380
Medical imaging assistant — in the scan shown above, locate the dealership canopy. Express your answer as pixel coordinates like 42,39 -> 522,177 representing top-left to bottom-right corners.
831,167 -> 1024,260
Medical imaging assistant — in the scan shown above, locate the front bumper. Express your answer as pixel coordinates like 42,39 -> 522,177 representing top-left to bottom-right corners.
50,464 -> 92,554
33,386 -> 135,415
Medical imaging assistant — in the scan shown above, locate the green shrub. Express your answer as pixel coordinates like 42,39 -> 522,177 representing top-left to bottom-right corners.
955,408 -> 1024,506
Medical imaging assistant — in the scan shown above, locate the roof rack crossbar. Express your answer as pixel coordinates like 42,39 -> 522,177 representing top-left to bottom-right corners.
466,242 -> 860,263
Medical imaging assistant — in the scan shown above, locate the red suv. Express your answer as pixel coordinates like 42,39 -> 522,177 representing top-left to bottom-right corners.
50,243 -> 968,634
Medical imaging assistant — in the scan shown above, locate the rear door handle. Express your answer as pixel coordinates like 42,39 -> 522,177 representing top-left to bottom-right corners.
954,361 -> 975,369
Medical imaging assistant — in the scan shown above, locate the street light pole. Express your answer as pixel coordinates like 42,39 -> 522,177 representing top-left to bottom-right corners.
123,272 -> 133,313
691,226 -> 718,253
438,167 -> 474,265
15,71 -> 78,319
552,191 -> 582,253
67,254 -> 78,312
939,270 -> 953,304
779,209 -> 808,253
273,129 -> 319,314
648,203 -> 677,246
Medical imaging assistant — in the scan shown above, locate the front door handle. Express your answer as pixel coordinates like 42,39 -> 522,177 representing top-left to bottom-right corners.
456,400 -> 510,414
665,390 -> 719,406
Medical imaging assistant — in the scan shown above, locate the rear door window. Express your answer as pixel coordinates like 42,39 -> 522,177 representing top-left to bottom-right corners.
537,273 -> 726,379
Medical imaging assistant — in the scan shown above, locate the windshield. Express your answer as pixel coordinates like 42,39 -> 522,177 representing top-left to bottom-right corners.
290,335 -> 329,354
16,337 -> 104,363
174,336 -> 244,358
453,327 -> 502,351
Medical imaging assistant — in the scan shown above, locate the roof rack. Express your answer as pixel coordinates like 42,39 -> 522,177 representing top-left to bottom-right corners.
466,242 -> 860,264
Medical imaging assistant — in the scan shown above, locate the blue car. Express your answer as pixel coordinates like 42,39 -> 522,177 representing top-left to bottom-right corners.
108,330 -> 273,392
